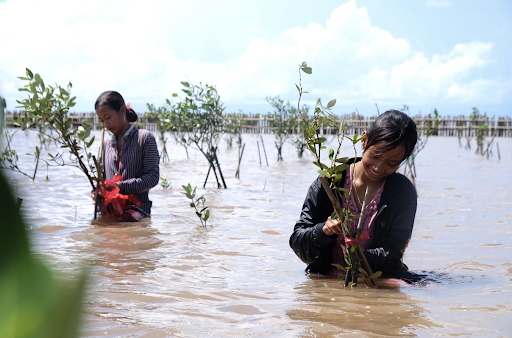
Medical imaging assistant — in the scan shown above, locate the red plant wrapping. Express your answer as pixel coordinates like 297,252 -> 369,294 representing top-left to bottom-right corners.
344,231 -> 369,246
98,173 -> 141,217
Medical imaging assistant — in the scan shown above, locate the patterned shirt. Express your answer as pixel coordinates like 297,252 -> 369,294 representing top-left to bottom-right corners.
102,125 -> 160,215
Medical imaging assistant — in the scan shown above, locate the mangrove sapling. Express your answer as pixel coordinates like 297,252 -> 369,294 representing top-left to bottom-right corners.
170,98 -> 193,159
470,107 -> 488,155
160,177 -> 171,190
402,107 -> 440,184
265,96 -> 298,161
0,129 -> 33,179
178,81 -> 227,188
145,102 -> 174,162
15,69 -> 99,190
289,105 -> 311,158
223,110 -> 244,149
296,61 -> 380,287
182,183 -> 210,227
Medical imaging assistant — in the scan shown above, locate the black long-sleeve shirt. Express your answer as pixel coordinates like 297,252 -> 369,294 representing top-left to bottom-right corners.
289,158 -> 423,283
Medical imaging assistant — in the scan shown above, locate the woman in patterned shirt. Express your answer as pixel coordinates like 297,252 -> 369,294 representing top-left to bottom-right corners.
94,91 -> 160,222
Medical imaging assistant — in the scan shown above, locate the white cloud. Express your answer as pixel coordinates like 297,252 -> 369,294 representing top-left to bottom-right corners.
426,0 -> 452,8
0,0 -> 506,114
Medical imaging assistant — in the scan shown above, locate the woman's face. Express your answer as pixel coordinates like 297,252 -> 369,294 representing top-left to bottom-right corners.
360,134 -> 406,182
96,105 -> 126,135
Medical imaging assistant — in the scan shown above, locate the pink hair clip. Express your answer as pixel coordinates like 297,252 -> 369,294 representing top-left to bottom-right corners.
126,103 -> 131,110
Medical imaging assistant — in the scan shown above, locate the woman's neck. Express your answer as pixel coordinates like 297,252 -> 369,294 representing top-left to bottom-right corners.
116,123 -> 131,145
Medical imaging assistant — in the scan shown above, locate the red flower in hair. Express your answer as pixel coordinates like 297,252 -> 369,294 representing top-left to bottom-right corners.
126,103 -> 131,110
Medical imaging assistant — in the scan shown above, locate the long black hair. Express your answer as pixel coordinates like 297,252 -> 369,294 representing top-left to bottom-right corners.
94,91 -> 138,122
365,110 -> 417,161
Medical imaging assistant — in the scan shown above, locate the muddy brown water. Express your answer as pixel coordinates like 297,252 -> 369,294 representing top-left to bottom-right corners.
5,130 -> 512,337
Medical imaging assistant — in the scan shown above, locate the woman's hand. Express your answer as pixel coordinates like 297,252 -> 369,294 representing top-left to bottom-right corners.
323,216 -> 343,236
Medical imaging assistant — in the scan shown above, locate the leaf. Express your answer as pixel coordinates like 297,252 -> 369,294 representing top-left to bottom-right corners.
196,212 -> 201,218
358,267 -> 369,277
204,209 -> 210,221
301,67 -> 312,74
312,161 -> 328,170
317,170 -> 330,178
338,275 -> 346,280
190,203 -> 195,208
181,81 -> 190,87
331,263 -> 347,272
330,211 -> 338,220
368,271 -> 382,279
328,148 -> 334,161
295,84 -> 300,92
327,99 -> 336,108
172,93 -> 178,97
335,157 -> 349,163
85,136 -> 95,148
301,61 -> 307,67
26,68 -> 34,79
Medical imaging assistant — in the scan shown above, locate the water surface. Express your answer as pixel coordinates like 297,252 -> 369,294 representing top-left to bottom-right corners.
6,131 -> 512,337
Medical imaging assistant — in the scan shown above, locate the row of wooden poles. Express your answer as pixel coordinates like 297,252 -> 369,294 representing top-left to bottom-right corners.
4,112 -> 512,137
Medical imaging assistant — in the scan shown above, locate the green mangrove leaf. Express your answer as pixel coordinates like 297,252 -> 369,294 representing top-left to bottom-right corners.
327,99 -> 336,108
331,263 -> 347,272
328,148 -> 334,161
335,157 -> 349,163
369,271 -> 382,279
317,170 -> 330,178
358,267 -> 369,277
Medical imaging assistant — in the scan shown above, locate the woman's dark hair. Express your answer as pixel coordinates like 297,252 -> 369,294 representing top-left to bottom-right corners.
365,110 -> 417,161
94,91 -> 138,122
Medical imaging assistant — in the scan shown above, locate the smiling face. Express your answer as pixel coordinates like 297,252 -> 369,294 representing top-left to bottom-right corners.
96,105 -> 126,136
360,134 -> 406,182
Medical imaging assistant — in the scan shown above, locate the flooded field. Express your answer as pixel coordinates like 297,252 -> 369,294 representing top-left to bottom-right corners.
5,130 -> 512,337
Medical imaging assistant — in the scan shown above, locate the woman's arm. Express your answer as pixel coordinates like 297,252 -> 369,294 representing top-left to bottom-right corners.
289,177 -> 338,264
117,133 -> 160,195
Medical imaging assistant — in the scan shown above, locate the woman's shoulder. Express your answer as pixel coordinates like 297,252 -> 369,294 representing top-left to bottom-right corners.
386,172 -> 416,197
133,127 -> 156,142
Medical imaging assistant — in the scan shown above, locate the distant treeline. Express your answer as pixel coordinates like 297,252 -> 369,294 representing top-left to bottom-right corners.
4,109 -> 512,137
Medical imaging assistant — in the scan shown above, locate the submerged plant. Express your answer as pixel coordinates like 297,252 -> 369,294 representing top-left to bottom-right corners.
145,102 -> 174,162
223,110 -> 244,149
160,177 -> 171,190
296,61 -> 380,287
264,96 -> 298,161
181,183 -> 210,227
177,81 -> 227,188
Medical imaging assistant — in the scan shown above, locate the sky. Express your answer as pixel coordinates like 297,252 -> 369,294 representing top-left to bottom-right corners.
0,0 -> 511,117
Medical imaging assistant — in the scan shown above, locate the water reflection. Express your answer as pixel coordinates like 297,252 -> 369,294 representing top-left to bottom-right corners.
287,277 -> 435,337
86,223 -> 163,279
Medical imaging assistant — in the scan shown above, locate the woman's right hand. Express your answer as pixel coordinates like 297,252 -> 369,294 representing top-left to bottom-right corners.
323,216 -> 343,236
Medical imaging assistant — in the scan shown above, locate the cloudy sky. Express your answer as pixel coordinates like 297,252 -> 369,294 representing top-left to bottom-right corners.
0,0 -> 511,117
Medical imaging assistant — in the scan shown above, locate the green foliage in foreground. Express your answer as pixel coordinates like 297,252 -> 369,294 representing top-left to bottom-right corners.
181,183 -> 210,227
0,170 -> 87,338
